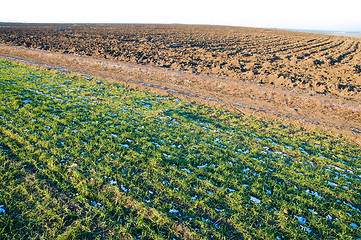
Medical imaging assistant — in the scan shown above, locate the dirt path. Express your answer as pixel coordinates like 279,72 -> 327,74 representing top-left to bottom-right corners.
1,44 -> 360,142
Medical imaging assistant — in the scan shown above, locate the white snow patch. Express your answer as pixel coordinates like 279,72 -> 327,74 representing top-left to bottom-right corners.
250,196 -> 261,204
227,188 -> 236,193
215,208 -> 225,212
295,216 -> 307,225
300,225 -> 312,233
0,205 -> 5,215
181,168 -> 191,174
169,209 -> 179,214
197,164 -> 208,169
327,181 -> 338,187
308,209 -> 318,215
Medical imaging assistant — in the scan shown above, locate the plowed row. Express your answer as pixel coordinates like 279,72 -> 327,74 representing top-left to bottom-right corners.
1,24 -> 361,98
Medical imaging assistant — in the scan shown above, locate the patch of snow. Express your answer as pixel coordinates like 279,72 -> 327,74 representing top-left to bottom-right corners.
351,223 -> 358,228
250,196 -> 261,204
169,209 -> 179,214
227,188 -> 236,193
306,189 -> 322,199
215,208 -> 225,212
121,185 -> 128,192
0,205 -> 5,215
327,181 -> 338,187
300,225 -> 312,233
295,216 -> 307,225
91,201 -> 103,208
308,209 -> 318,215
343,201 -> 361,212
197,164 -> 208,168
181,168 -> 191,174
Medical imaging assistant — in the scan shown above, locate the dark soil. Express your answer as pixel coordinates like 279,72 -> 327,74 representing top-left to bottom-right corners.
1,23 -> 360,99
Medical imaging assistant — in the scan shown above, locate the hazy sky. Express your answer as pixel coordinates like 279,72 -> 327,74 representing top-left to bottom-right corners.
1,0 -> 360,31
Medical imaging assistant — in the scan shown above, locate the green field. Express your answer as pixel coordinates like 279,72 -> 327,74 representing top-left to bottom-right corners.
0,58 -> 360,239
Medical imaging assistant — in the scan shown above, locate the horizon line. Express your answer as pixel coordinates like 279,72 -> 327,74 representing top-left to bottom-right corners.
1,21 -> 360,33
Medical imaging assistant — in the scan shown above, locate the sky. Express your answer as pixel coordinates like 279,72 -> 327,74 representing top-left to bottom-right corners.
1,0 -> 361,32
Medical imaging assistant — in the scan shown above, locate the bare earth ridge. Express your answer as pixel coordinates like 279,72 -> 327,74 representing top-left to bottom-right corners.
0,24 -> 360,143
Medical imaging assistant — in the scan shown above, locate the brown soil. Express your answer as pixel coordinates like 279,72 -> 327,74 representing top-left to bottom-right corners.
0,24 -> 360,142
1,23 -> 360,99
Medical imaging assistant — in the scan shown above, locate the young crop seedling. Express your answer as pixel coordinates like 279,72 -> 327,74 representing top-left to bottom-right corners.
0,58 -> 360,239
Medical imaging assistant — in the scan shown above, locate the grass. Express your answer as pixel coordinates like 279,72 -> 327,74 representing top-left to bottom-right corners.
0,57 -> 360,239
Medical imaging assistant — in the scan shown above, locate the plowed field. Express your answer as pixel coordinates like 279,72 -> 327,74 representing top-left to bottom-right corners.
1,24 -> 361,98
